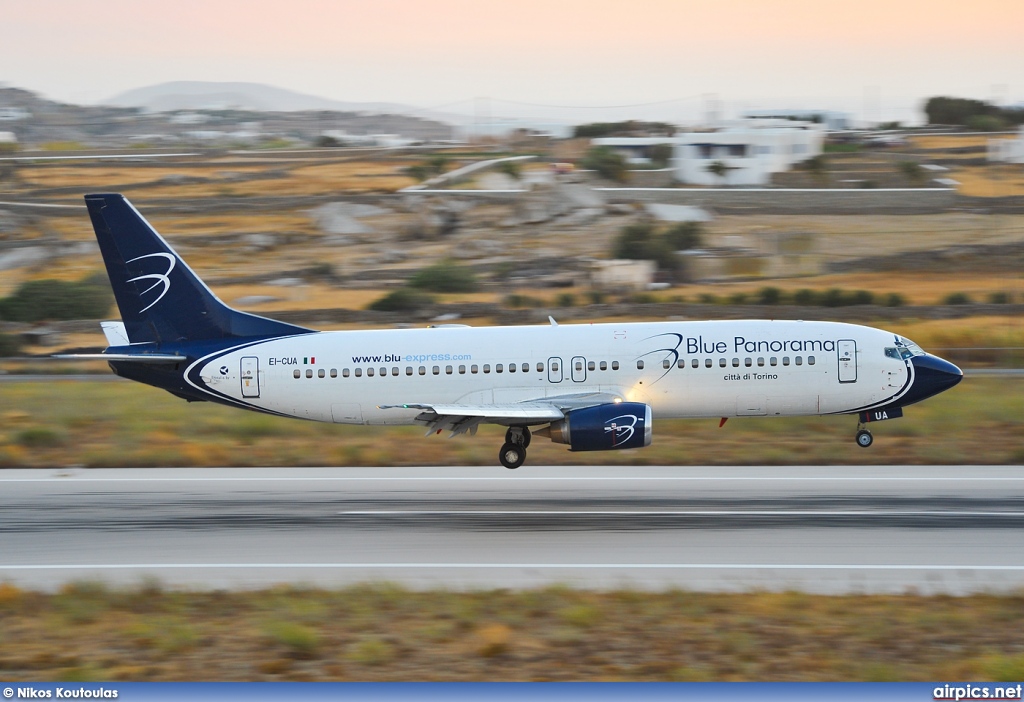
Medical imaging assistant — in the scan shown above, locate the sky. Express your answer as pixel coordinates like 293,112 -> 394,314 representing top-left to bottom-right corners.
4,0 -> 1023,125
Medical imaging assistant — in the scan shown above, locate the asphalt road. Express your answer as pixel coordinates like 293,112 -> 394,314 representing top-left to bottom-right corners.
2,465 -> 1023,594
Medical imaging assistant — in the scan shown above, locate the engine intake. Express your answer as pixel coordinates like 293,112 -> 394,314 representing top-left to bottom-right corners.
538,402 -> 652,452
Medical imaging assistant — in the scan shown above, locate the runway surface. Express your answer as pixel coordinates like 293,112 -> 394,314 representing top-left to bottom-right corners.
2,465 -> 1023,594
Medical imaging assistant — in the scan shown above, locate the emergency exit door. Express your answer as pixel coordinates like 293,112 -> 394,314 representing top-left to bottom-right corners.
241,356 -> 260,397
837,340 -> 857,383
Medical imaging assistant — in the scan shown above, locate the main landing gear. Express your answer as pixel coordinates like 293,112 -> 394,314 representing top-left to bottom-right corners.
855,426 -> 873,448
499,426 -> 531,469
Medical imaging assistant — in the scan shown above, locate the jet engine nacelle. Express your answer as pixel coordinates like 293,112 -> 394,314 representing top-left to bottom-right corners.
538,402 -> 652,452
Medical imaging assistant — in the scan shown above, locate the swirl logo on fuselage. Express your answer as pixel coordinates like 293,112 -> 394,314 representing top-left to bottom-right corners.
604,414 -> 640,446
126,252 -> 175,313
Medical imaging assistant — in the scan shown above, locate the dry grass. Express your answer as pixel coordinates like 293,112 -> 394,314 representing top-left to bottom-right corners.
0,583 -> 1022,681
0,376 -> 1021,469
908,135 -> 1006,150
948,166 -> 1024,198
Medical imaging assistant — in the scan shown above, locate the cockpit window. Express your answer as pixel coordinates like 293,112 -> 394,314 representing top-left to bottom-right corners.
884,347 -> 901,359
896,336 -> 925,359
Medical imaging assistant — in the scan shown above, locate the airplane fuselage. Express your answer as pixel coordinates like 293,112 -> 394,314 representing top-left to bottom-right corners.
150,319 -> 921,425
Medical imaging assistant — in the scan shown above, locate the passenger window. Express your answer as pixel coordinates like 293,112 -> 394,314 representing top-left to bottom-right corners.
744,358 -> 752,367
757,358 -> 765,367
418,366 -> 426,375
367,368 -> 374,377
330,368 -> 337,378
483,364 -> 491,374
795,356 -> 803,366
719,358 -> 726,368
459,365 -> 466,374
380,367 -> 387,377
588,361 -> 596,371
355,368 -> 362,377
705,359 -> 712,368
445,365 -> 453,375
318,369 -> 325,378
770,357 -> 777,366
808,356 -> 815,365
343,369 -> 350,378
551,362 -> 558,372
600,361 -> 608,371
662,359 -> 671,369
496,364 -> 503,373
732,358 -> 740,367
677,359 -> 685,369
472,364 -> 479,374
306,369 -> 313,378
392,367 -> 399,376
293,369 -> 300,379
637,360 -> 645,370
509,363 -> 516,373
612,361 -> 619,370
406,367 -> 413,376
782,357 -> 790,366
432,366 -> 440,375
692,359 -> 699,368
522,363 -> 529,373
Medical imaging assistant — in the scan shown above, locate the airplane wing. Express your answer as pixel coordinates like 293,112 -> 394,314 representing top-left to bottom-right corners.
379,391 -> 623,437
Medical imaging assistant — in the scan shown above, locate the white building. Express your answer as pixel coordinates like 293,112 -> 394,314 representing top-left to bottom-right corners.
988,126 -> 1024,164
593,119 -> 825,186
743,109 -> 851,131
674,120 -> 824,186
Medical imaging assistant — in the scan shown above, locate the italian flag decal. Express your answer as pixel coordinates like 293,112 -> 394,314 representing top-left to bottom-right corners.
304,357 -> 315,364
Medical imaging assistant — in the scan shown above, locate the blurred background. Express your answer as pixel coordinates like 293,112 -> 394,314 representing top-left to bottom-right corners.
0,0 -> 1022,466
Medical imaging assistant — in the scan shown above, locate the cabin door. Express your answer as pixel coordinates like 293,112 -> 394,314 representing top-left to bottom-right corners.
571,356 -> 587,383
837,340 -> 857,383
241,356 -> 260,397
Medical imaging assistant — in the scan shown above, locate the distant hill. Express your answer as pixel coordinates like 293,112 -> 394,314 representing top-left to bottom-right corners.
102,81 -> 419,115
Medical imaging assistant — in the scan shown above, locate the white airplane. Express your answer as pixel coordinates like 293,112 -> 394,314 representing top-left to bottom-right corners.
61,193 -> 963,469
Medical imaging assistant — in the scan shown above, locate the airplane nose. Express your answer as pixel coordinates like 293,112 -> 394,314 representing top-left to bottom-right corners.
904,354 -> 963,406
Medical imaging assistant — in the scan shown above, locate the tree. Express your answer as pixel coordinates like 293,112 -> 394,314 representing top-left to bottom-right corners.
314,135 -> 342,147
580,146 -> 628,183
649,143 -> 673,168
496,160 -> 521,180
408,261 -> 479,293
706,160 -> 729,185
898,160 -> 925,184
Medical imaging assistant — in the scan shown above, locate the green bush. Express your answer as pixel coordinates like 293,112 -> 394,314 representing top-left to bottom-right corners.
368,288 -> 434,312
586,290 -> 607,305
850,290 -> 875,305
503,294 -> 540,308
885,293 -> 906,307
611,221 -> 702,282
697,293 -> 718,304
944,292 -> 973,305
729,292 -> 748,305
988,291 -> 1011,304
408,262 -> 479,293
581,146 -> 627,183
757,287 -> 783,305
793,289 -> 818,306
555,293 -> 576,308
0,276 -> 113,323
0,333 -> 23,357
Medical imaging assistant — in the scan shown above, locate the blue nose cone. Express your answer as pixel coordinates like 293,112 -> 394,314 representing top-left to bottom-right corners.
904,354 -> 963,406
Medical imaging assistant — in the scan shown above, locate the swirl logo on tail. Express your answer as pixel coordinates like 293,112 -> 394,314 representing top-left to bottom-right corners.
126,252 -> 175,313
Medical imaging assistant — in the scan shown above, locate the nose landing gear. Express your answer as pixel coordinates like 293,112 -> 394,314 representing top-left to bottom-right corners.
855,427 -> 873,448
499,427 -> 531,469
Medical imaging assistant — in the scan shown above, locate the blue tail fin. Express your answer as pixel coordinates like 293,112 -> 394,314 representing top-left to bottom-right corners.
85,193 -> 313,344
